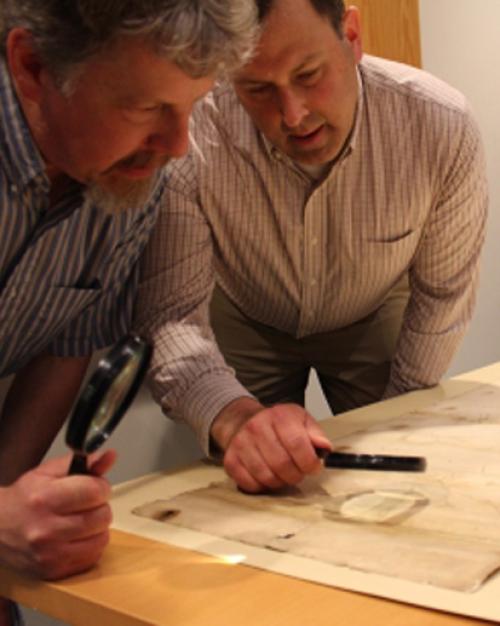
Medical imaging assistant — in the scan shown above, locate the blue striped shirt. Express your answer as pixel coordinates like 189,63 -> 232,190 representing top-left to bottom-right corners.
0,61 -> 161,377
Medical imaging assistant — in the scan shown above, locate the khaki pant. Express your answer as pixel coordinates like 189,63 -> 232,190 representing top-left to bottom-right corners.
210,275 -> 410,414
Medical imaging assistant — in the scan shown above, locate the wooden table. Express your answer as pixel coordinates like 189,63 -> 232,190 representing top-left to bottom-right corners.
1,364 -> 499,626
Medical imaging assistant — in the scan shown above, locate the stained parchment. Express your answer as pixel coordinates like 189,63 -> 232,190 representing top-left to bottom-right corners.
132,384 -> 500,593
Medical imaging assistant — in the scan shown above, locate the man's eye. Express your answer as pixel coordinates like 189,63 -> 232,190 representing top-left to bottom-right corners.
245,84 -> 270,96
138,105 -> 160,113
297,68 -> 321,84
123,106 -> 162,124
125,104 -> 161,115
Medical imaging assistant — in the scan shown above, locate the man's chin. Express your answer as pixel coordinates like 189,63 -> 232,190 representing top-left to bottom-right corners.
85,175 -> 156,214
284,129 -> 345,166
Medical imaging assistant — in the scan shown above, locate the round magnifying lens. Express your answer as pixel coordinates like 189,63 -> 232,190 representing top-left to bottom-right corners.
65,335 -> 152,474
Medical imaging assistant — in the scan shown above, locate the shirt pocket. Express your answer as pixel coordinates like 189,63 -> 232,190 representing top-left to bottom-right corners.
365,227 -> 420,244
23,284 -> 101,341
360,228 -> 422,276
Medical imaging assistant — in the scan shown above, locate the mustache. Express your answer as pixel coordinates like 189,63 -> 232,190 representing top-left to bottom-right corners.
105,151 -> 170,174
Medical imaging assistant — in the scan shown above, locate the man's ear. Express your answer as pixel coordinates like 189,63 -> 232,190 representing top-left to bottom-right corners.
6,27 -> 45,103
342,7 -> 363,63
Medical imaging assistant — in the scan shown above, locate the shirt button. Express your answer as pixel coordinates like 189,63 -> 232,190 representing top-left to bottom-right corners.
10,184 -> 18,193
311,279 -> 317,286
311,238 -> 318,246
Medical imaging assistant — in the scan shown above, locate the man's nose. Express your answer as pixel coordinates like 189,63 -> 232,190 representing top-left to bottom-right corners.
146,111 -> 190,159
278,88 -> 308,129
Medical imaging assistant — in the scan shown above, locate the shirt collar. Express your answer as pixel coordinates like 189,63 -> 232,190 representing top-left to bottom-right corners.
0,59 -> 49,191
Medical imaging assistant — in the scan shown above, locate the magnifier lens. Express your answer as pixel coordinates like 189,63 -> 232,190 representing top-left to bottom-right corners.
66,336 -> 151,474
84,351 -> 144,451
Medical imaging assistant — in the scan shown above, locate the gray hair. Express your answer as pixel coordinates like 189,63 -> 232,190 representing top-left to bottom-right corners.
0,1 -> 258,83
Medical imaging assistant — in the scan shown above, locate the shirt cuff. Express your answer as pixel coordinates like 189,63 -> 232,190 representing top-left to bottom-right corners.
173,373 -> 254,456
385,327 -> 465,397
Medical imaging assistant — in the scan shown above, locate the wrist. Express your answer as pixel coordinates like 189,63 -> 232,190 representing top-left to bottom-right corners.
210,397 -> 263,453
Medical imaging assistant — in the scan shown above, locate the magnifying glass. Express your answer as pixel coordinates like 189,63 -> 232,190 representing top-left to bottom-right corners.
65,334 -> 152,475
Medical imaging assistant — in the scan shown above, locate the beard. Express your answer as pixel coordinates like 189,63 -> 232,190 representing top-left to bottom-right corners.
85,152 -> 170,214
85,176 -> 156,214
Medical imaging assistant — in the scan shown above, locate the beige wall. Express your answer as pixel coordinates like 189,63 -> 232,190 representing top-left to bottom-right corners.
419,0 -> 500,375
309,1 -> 500,413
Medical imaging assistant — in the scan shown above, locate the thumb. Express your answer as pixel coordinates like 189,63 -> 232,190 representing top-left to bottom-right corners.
36,450 -> 117,479
88,449 -> 117,476
304,414 -> 333,452
36,453 -> 78,478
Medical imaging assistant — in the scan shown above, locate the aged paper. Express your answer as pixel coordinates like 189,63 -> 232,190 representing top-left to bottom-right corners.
112,378 -> 500,622
131,471 -> 500,593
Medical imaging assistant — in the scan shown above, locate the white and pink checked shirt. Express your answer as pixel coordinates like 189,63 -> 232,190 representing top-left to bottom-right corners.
136,56 -> 488,454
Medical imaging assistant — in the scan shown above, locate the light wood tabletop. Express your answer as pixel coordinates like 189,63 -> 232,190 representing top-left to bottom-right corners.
0,528 -> 495,626
1,363 -> 499,626
0,531 -> 494,626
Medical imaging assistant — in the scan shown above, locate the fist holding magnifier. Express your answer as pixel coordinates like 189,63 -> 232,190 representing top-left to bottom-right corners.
0,336 -> 151,581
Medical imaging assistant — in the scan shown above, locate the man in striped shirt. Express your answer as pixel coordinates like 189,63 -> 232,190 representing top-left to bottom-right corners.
0,0 -> 257,615
137,0 -> 488,494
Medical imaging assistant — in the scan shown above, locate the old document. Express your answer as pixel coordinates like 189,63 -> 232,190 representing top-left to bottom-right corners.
112,380 -> 500,622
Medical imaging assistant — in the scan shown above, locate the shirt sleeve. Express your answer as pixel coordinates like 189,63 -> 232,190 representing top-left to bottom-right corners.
384,107 -> 488,397
134,158 -> 253,455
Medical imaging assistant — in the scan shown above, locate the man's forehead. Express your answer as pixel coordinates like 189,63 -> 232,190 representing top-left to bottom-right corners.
67,39 -> 213,106
236,50 -> 323,83
235,0 -> 338,79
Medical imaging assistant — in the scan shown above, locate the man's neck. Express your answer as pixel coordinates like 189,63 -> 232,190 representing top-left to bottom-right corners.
295,161 -> 332,180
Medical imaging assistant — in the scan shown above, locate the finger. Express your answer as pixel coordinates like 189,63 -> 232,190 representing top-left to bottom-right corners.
76,503 -> 113,539
304,414 -> 333,451
30,504 -> 113,548
251,418 -> 304,485
38,530 -> 111,581
305,415 -> 333,473
228,460 -> 265,494
224,436 -> 283,492
36,450 -> 116,481
67,503 -> 113,541
272,405 -> 323,475
36,454 -> 77,479
43,474 -> 111,514
88,449 -> 117,476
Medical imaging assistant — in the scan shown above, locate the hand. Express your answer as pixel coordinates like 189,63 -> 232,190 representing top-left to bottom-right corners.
211,399 -> 332,493
0,451 -> 116,580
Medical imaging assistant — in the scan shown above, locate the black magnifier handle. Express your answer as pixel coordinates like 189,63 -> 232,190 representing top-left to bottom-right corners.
315,447 -> 427,472
68,453 -> 90,475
